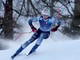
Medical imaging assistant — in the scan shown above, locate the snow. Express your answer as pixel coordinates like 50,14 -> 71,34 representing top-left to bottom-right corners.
0,20 -> 80,60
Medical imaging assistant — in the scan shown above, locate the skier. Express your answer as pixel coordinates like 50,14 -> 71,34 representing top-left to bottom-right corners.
11,8 -> 61,59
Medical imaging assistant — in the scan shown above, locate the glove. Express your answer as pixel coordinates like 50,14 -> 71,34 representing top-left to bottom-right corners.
51,25 -> 60,32
31,26 -> 37,32
51,27 -> 57,32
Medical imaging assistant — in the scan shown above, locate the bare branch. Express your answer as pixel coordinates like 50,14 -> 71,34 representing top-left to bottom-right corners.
59,0 -> 73,16
16,0 -> 25,20
29,0 -> 41,15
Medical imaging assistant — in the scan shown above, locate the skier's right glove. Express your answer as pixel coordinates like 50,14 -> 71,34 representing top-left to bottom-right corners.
31,26 -> 37,32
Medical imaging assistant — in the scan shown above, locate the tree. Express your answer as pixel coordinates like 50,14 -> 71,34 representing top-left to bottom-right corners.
71,0 -> 80,35
0,0 -> 3,10
3,0 -> 13,39
50,0 -> 55,16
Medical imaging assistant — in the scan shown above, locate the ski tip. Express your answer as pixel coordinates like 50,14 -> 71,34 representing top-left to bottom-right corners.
11,56 -> 13,59
27,52 -> 32,56
28,51 -> 32,56
28,51 -> 36,56
11,57 -> 13,60
27,53 -> 30,56
11,55 -> 15,60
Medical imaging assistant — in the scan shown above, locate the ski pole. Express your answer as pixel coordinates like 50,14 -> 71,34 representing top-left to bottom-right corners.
15,31 -> 32,40
56,6 -> 60,19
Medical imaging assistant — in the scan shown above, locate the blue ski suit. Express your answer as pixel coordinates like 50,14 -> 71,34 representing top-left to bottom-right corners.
22,16 -> 61,49
11,16 -> 61,59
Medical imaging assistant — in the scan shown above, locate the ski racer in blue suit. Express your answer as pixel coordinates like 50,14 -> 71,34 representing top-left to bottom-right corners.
11,8 -> 61,59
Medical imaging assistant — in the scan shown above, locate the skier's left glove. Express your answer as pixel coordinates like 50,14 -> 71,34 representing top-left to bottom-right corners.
51,27 -> 57,32
51,25 -> 60,32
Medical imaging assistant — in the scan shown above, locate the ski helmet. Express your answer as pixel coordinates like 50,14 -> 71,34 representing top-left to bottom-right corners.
41,8 -> 50,16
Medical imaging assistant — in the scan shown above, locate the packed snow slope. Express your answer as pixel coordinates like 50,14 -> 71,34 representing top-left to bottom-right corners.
0,19 -> 80,60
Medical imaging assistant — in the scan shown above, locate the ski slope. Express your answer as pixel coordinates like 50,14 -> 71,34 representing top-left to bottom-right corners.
0,20 -> 80,60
